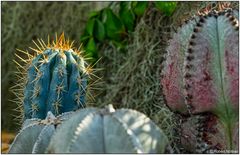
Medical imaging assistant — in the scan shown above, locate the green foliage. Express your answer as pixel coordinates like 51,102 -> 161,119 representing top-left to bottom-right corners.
103,8 -> 125,41
80,1 -> 179,63
119,2 -> 135,32
80,2 -> 149,63
154,2 -> 177,16
94,19 -> 105,41
132,1 -> 148,16
85,37 -> 97,58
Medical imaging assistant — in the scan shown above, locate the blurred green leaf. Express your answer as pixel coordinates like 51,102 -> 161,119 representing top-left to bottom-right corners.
111,40 -> 126,51
102,8 -> 125,41
85,37 -> 97,57
80,35 -> 91,43
86,19 -> 95,36
132,2 -> 148,16
119,2 -> 135,32
89,11 -> 99,19
93,19 -> 105,41
154,2 -> 177,16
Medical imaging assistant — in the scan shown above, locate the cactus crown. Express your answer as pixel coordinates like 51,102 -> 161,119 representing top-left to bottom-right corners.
11,33 -> 99,123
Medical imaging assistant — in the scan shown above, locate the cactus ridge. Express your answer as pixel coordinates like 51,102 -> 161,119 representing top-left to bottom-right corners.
11,33 -> 99,121
184,9 -> 239,150
8,111 -> 74,153
183,9 -> 239,115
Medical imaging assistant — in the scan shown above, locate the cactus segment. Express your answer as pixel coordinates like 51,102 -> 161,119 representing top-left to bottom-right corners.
47,105 -> 168,153
180,114 -> 239,153
32,125 -> 55,153
102,114 -> 144,153
184,11 -> 239,115
161,19 -> 198,114
8,111 -> 73,153
114,109 -> 168,153
46,108 -> 97,153
8,124 -> 45,153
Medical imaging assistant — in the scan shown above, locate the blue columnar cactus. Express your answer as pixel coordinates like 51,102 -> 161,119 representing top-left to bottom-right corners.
13,33 -> 92,120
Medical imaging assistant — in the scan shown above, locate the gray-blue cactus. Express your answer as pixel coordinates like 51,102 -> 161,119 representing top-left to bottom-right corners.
47,105 -> 169,153
8,111 -> 73,153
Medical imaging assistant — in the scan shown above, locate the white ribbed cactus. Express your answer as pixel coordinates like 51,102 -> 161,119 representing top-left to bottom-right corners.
8,111 -> 73,153
47,105 -> 169,153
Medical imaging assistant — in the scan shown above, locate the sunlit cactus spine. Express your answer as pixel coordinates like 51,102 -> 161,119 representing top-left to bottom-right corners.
11,33 -> 97,121
47,105 -> 169,153
161,7 -> 239,152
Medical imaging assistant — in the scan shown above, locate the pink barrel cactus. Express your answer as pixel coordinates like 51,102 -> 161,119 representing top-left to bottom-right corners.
161,8 -> 239,152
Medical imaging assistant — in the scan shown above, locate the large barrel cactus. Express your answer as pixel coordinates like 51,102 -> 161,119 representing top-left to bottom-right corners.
161,8 -> 239,152
47,105 -> 168,153
12,33 -> 92,120
8,111 -> 73,153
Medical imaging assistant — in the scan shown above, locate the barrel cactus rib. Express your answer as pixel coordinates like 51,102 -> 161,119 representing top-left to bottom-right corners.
8,124 -> 45,153
103,114 -> 144,153
184,11 -> 239,150
67,112 -> 104,153
46,108 -> 97,153
8,111 -> 73,153
161,19 -> 198,114
183,11 -> 239,115
32,125 -> 55,153
47,105 -> 168,153
114,109 -> 168,153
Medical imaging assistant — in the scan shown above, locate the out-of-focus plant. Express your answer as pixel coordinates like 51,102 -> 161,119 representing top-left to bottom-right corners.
154,2 -> 177,16
80,2 -> 178,63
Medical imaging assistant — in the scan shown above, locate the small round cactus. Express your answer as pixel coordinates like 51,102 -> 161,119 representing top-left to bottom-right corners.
47,105 -> 169,153
8,111 -> 73,153
12,33 -> 95,121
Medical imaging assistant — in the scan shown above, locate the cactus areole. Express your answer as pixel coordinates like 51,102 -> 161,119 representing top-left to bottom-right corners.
161,9 -> 239,150
14,33 -> 92,120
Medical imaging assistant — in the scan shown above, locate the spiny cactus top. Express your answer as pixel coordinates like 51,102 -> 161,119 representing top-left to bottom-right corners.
47,105 -> 168,153
12,33 -> 94,121
161,9 -> 239,115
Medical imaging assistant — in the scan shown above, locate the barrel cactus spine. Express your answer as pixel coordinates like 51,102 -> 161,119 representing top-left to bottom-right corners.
161,7 -> 239,152
11,33 -> 97,121
47,104 -> 169,153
